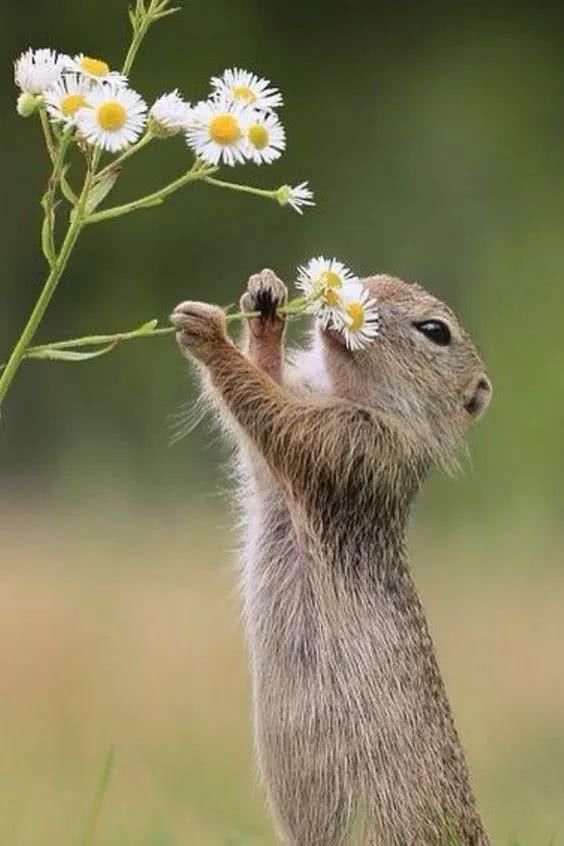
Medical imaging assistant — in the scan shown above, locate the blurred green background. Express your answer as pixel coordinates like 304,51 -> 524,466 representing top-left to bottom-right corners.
1,1 -> 563,844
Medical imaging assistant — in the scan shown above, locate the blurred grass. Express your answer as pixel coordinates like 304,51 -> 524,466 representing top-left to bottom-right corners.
0,498 -> 562,845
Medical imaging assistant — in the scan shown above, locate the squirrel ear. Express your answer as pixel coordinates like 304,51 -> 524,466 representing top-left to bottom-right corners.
464,375 -> 492,419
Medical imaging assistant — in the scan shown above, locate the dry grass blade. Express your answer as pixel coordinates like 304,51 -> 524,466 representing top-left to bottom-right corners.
80,747 -> 115,846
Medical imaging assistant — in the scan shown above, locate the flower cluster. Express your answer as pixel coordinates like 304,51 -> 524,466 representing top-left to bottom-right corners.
187,68 -> 285,166
0,4 -> 324,410
14,49 -> 314,214
297,257 -> 380,350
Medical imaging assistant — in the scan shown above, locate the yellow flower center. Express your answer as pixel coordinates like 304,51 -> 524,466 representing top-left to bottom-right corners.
346,302 -> 365,331
248,124 -> 269,150
209,114 -> 240,145
319,270 -> 342,290
61,94 -> 87,117
232,85 -> 257,103
97,101 -> 127,131
80,56 -> 110,77
323,288 -> 341,307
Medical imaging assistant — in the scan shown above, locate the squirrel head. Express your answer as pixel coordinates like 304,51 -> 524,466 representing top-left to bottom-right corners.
300,274 -> 492,463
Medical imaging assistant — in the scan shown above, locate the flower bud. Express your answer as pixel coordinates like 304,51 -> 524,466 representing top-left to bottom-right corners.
149,91 -> 192,139
17,92 -> 41,117
147,114 -> 180,139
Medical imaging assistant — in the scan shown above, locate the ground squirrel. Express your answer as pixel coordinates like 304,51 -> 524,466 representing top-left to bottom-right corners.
171,268 -> 493,846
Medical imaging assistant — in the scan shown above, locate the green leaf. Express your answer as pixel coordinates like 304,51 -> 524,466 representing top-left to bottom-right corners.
85,169 -> 121,215
154,6 -> 181,18
26,343 -> 117,363
40,189 -> 56,266
133,318 -> 159,334
40,208 -> 56,266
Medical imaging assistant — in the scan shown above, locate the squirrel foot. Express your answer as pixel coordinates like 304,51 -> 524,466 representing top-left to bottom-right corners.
240,269 -> 288,382
170,300 -> 228,365
240,268 -> 288,341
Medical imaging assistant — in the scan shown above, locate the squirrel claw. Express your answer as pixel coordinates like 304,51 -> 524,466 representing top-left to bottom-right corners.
240,269 -> 288,324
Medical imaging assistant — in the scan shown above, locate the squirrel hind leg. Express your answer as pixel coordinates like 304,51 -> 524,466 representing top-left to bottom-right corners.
261,749 -> 353,846
268,789 -> 352,846
239,268 -> 288,383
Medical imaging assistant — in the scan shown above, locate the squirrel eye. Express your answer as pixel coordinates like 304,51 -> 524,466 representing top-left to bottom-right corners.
413,319 -> 452,346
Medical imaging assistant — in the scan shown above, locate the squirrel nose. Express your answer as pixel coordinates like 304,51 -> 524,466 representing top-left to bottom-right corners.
464,375 -> 492,419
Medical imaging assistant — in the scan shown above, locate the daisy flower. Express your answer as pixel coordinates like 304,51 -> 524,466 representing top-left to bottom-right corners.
245,111 -> 286,164
44,74 -> 92,126
149,90 -> 192,137
297,256 -> 358,325
74,84 -> 147,153
276,181 -> 315,214
14,48 -> 69,95
186,98 -> 251,166
67,54 -> 126,86
211,67 -> 283,112
334,283 -> 380,351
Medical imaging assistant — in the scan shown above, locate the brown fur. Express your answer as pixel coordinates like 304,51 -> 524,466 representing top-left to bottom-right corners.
170,269 -> 493,846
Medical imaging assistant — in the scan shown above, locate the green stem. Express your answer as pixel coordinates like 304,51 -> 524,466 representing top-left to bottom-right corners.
203,176 -> 278,202
122,21 -> 150,76
29,326 -> 175,354
85,165 -> 218,225
5,299 -> 311,369
39,108 -> 78,205
40,129 -> 72,265
94,132 -> 154,182
0,230 -> 80,404
46,127 -> 74,210
39,108 -> 57,163
122,0 -> 170,76
55,128 -> 74,181
0,166 -> 95,407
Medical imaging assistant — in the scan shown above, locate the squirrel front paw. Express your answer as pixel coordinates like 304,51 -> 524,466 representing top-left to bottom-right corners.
240,268 -> 288,340
170,300 -> 228,364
